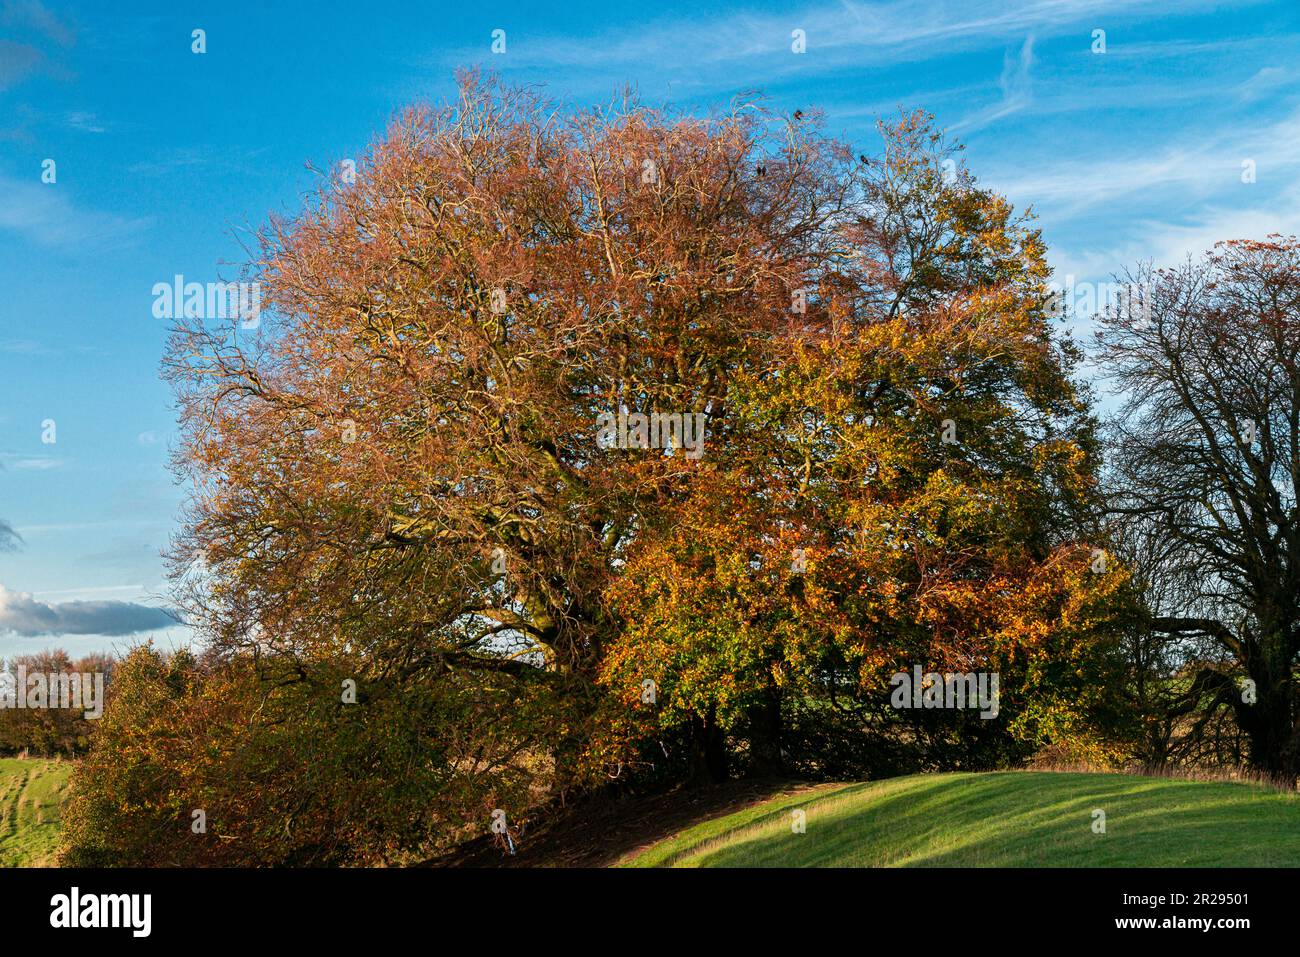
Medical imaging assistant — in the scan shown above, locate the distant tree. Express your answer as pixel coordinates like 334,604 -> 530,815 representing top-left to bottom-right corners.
1097,237 -> 1300,780
0,519 -> 20,552
0,650 -> 113,757
1104,513 -> 1246,769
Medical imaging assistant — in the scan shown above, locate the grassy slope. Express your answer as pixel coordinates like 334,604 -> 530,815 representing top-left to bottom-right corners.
0,757 -> 72,867
622,771 -> 1300,867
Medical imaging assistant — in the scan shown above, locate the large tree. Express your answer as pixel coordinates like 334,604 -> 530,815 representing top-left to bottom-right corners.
600,116 -> 1125,780
164,70 -> 840,798
1097,237 -> 1300,779
131,72 -> 1126,860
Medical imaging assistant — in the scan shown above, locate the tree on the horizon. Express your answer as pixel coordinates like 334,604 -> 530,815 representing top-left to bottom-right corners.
0,519 -> 20,553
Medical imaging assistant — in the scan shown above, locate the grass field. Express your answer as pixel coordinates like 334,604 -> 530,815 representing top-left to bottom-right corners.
0,758 -> 72,867
621,771 -> 1300,867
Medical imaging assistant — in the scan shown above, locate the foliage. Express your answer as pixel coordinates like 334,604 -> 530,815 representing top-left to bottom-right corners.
63,74 -> 1138,863
60,644 -> 569,865
0,651 -> 113,758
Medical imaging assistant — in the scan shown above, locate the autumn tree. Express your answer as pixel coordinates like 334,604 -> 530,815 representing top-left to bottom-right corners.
1097,237 -> 1300,780
600,117 -> 1129,779
162,70 -> 841,808
0,650 -> 114,757
94,70 -> 1139,862
60,643 -> 541,866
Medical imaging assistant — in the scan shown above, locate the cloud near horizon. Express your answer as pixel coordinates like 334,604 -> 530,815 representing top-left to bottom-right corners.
0,583 -> 180,637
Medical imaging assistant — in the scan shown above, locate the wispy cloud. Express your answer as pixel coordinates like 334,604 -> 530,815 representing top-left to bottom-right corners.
125,146 -> 216,177
0,453 -> 67,471
1,0 -> 75,48
0,338 -> 46,354
0,174 -> 148,248
987,106 -> 1300,218
429,0 -> 1256,90
64,110 -> 105,133
32,584 -> 156,599
0,38 -> 45,90
952,35 -> 1035,133
1236,65 -> 1291,102
13,518 -> 168,536
124,144 -> 271,178
1050,183 -> 1300,281
0,2 -> 75,92
11,457 -> 65,471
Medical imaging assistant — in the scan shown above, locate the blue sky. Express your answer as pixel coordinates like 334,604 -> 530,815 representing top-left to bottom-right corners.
1,0 -> 1297,658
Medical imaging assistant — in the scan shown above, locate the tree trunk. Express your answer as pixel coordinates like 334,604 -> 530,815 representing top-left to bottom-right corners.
746,687 -> 785,777
1241,639 -> 1298,784
688,707 -> 728,786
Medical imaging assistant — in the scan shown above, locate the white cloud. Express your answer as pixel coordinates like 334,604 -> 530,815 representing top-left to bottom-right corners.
0,582 -> 179,637
1051,192 -> 1300,282
0,174 -> 148,248
987,107 -> 1300,219
430,0 -> 1253,86
952,35 -> 1035,133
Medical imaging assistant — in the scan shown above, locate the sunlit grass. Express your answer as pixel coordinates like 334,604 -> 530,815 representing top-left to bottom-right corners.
0,757 -> 73,867
621,771 -> 1300,867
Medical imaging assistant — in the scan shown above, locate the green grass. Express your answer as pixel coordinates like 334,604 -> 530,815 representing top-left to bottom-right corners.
0,757 -> 73,867
621,771 -> 1300,867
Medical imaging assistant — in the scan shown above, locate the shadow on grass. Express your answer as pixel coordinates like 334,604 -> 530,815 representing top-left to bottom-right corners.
664,772 -> 1300,868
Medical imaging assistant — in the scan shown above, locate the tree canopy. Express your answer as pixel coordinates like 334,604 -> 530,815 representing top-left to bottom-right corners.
65,72 -> 1134,864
